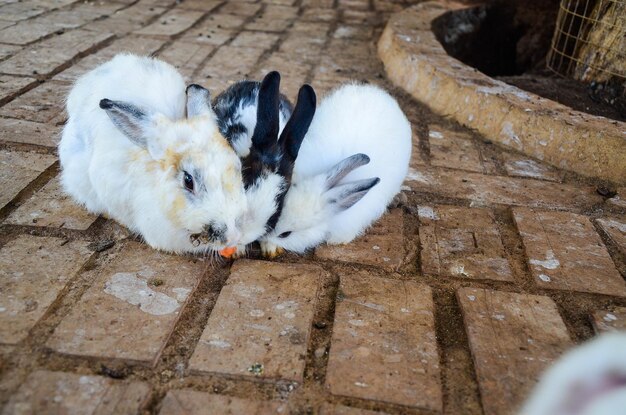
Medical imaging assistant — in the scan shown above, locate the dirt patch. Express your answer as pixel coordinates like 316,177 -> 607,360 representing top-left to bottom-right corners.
433,0 -> 625,122
498,72 -> 626,121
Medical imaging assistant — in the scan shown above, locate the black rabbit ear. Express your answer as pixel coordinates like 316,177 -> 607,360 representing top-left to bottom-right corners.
279,84 -> 316,163
251,71 -> 281,152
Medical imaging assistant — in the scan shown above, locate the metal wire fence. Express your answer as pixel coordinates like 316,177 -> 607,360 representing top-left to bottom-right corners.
547,0 -> 625,83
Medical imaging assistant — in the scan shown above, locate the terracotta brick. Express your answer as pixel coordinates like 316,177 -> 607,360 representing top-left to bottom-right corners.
0,29 -> 114,76
0,2 -> 123,45
219,2 -> 262,16
302,0 -> 335,8
301,7 -> 338,21
404,167 -> 602,211
0,43 -> 21,61
513,208 -> 626,296
0,235 -> 92,345
54,36 -> 167,82
279,34 -> 325,59
315,209 -> 410,271
0,80 -> 70,124
0,2 -> 49,22
189,260 -> 323,382
0,20 -> 58,45
254,52 -> 312,98
5,176 -> 98,230
458,288 -> 572,415
0,150 -> 56,209
85,4 -> 167,34
158,390 -> 288,414
341,9 -> 382,25
202,13 -> 247,29
607,188 -> 626,209
245,5 -> 298,32
503,153 -> 562,182
197,46 -> 266,92
338,0 -> 370,10
591,307 -> 626,333
326,272 -> 441,410
46,242 -> 204,365
46,1 -> 128,28
134,9 -> 205,36
180,25 -> 235,47
0,117 -> 61,147
428,126 -> 486,173
596,217 -> 626,255
2,370 -> 150,414
0,75 -> 37,104
333,25 -> 374,40
157,40 -> 215,81
319,404 -> 388,415
231,31 -> 280,49
418,205 -> 513,281
176,0 -> 221,11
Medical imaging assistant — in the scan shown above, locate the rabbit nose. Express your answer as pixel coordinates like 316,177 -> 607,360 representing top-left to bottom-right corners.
225,228 -> 242,247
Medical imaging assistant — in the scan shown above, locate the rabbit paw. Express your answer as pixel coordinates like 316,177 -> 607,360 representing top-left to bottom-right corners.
231,245 -> 248,259
260,241 -> 284,258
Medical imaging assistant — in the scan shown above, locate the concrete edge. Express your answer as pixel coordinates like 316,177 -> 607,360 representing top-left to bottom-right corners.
378,1 -> 626,185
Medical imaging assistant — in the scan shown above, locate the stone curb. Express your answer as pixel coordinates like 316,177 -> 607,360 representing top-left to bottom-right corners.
378,1 -> 626,185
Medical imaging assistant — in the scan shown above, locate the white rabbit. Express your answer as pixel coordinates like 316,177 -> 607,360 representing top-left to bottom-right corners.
58,53 -> 247,254
521,332 -> 626,415
260,83 -> 412,255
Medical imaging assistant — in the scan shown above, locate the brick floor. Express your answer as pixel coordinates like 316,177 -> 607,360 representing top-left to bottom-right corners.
325,272 -> 441,410
418,205 -> 513,281
458,288 -> 573,415
591,307 -> 626,333
189,260 -> 323,382
47,242 -> 205,366
513,208 -> 626,296
159,389 -> 288,414
0,0 -> 625,414
2,370 -> 151,415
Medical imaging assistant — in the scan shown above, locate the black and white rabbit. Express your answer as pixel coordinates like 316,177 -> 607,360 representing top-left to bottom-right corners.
229,72 -> 316,256
212,76 -> 293,158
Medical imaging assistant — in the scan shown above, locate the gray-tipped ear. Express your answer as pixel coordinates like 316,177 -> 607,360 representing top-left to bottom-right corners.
326,177 -> 380,211
325,153 -> 371,189
186,84 -> 212,117
100,98 -> 151,148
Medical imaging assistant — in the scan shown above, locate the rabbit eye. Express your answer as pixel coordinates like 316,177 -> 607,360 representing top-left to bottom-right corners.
278,231 -> 292,239
183,171 -> 194,192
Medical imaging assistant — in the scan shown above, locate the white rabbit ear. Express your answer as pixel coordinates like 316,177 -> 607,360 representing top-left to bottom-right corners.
100,98 -> 154,147
326,177 -> 380,211
325,153 -> 371,189
186,84 -> 212,118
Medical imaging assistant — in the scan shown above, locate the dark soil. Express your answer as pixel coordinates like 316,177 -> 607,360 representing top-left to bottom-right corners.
498,72 -> 626,122
434,0 -> 626,122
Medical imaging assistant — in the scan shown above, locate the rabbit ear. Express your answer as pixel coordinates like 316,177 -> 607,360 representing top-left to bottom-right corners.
325,153 -> 371,189
279,84 -> 316,165
251,71 -> 281,152
186,84 -> 212,118
326,177 -> 380,211
100,99 -> 153,149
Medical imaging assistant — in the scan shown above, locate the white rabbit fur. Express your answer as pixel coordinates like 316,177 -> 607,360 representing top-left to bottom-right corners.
521,332 -> 626,415
261,83 -> 411,254
59,54 -> 247,254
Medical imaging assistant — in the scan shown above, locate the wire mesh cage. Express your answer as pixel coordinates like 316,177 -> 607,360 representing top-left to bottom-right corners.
547,0 -> 625,84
